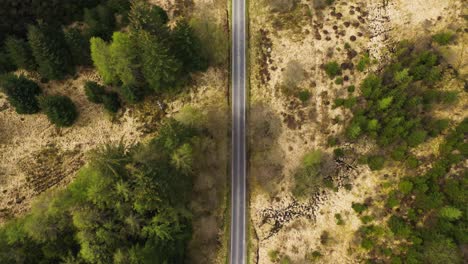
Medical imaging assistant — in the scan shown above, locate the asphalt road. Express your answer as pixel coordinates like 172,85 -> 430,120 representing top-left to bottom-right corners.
230,0 -> 247,263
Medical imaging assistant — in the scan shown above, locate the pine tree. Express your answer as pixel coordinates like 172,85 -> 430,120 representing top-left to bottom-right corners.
27,24 -> 74,80
136,31 -> 182,93
4,36 -> 36,71
128,0 -> 168,36
64,28 -> 92,66
39,95 -> 78,127
90,37 -> 119,84
109,32 -> 139,86
170,20 -> 208,72
84,5 -> 115,40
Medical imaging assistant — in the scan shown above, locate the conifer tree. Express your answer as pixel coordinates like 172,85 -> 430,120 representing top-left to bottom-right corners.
90,37 -> 119,84
170,20 -> 208,72
4,36 -> 36,71
64,28 -> 92,66
27,24 -> 74,80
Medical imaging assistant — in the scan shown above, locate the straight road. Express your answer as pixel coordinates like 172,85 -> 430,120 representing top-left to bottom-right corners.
230,0 -> 247,263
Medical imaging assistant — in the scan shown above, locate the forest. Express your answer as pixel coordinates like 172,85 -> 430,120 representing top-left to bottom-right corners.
0,119 -> 198,263
0,0 -> 213,263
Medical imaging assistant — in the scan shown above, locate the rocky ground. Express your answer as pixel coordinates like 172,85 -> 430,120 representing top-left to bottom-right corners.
248,0 -> 467,263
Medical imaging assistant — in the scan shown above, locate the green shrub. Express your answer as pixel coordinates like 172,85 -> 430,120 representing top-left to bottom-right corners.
347,85 -> 355,93
324,61 -> 341,78
333,148 -> 344,158
406,156 -> 419,169
432,31 -> 454,45
39,95 -> 78,127
357,53 -> 370,72
335,77 -> 344,85
268,250 -> 279,261
360,215 -> 374,224
388,216 -> 412,238
386,193 -> 400,208
293,150 -> 324,198
352,202 -> 367,214
368,155 -> 385,171
102,92 -> 120,113
407,130 -> 427,147
399,180 -> 413,195
120,84 -> 144,103
335,213 -> 345,225
84,81 -> 106,103
0,74 -> 42,114
297,90 -> 311,102
361,238 -> 374,250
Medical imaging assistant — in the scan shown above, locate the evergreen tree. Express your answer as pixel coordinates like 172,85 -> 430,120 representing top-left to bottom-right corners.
4,36 -> 36,71
136,31 -> 182,93
171,20 -> 208,72
64,28 -> 92,66
39,95 -> 78,127
0,49 -> 16,74
84,81 -> 106,103
84,5 -> 116,40
129,0 -> 169,36
27,24 -> 74,80
109,32 -> 140,86
0,74 -> 41,114
90,37 -> 119,84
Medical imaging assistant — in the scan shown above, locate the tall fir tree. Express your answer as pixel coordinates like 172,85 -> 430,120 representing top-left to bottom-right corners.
136,30 -> 182,93
170,20 -> 208,72
90,37 -> 119,84
4,36 -> 36,71
27,24 -> 74,80
64,28 -> 92,66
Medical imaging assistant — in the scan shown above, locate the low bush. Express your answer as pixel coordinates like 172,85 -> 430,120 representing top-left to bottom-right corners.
84,81 -> 106,103
40,95 -> 78,127
432,31 -> 454,45
0,74 -> 41,114
324,61 -> 341,78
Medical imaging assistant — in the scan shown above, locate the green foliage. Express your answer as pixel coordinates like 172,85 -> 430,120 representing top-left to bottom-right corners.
268,250 -> 279,261
432,31 -> 455,46
28,24 -> 74,80
407,129 -> 427,147
0,74 -> 41,114
171,20 -> 208,72
120,84 -> 144,104
367,155 -> 385,171
109,32 -> 139,86
422,236 -> 462,264
0,50 -> 16,74
398,180 -> 413,195
39,95 -> 78,127
137,30 -> 182,93
388,216 -> 412,238
4,36 -> 36,71
324,61 -> 341,78
129,0 -> 168,36
102,92 -> 121,113
190,14 -> 229,66
90,37 -> 119,84
335,77 -> 344,85
347,85 -> 355,93
0,119 -> 196,263
64,28 -> 92,66
293,150 -> 325,198
84,81 -> 106,103
335,213 -> 345,225
438,206 -> 462,221
352,202 -> 368,214
357,53 -> 370,72
297,90 -> 311,102
84,5 -> 115,40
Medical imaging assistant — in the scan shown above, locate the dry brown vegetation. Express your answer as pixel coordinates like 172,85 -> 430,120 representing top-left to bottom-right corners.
248,0 -> 467,263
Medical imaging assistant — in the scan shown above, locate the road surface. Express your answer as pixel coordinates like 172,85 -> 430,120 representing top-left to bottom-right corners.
231,0 -> 247,263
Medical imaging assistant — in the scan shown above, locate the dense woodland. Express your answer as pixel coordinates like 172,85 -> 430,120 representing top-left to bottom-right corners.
0,119 -> 198,263
0,0 -> 207,126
